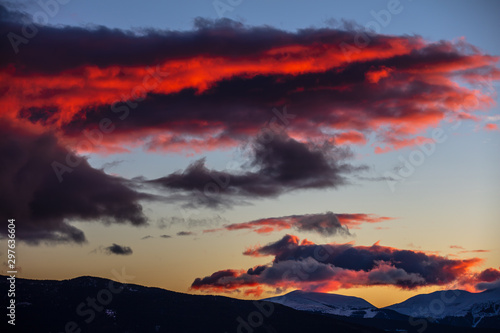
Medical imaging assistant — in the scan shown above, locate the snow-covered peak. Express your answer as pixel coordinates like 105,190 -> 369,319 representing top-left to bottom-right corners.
275,290 -> 375,308
263,287 -> 500,325
385,287 -> 500,319
263,290 -> 378,317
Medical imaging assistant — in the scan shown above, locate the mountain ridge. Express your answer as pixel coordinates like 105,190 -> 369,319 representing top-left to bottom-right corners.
2,275 -> 499,332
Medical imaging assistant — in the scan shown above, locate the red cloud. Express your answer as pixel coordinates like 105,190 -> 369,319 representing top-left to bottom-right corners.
332,131 -> 367,145
335,213 -> 396,229
2,17 -> 498,154
484,123 -> 498,131
191,235 -> 486,295
366,66 -> 394,83
456,267 -> 500,291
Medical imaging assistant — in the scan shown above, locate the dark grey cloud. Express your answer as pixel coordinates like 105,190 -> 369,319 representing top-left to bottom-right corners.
177,231 -> 195,236
476,279 -> 500,291
0,8 -> 375,74
104,243 -> 133,255
0,121 -> 152,244
148,135 -> 366,207
294,212 -> 348,235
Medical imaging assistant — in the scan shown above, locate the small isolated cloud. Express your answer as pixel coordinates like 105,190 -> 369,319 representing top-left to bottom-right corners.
486,115 -> 500,122
104,244 -> 133,256
160,234 -> 172,238
484,123 -> 499,131
459,249 -> 490,254
450,245 -> 489,254
177,231 -> 195,236
141,235 -> 154,240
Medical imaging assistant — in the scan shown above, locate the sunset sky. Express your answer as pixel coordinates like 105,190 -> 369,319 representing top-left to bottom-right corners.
1,0 -> 499,308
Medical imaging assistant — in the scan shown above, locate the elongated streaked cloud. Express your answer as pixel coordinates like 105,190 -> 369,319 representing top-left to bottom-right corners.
177,231 -> 195,236
204,212 -> 396,235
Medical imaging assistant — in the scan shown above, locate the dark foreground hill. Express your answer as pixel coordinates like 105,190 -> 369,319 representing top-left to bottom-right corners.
0,275 -> 383,333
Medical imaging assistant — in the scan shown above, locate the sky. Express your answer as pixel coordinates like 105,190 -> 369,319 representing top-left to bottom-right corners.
1,0 -> 499,308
